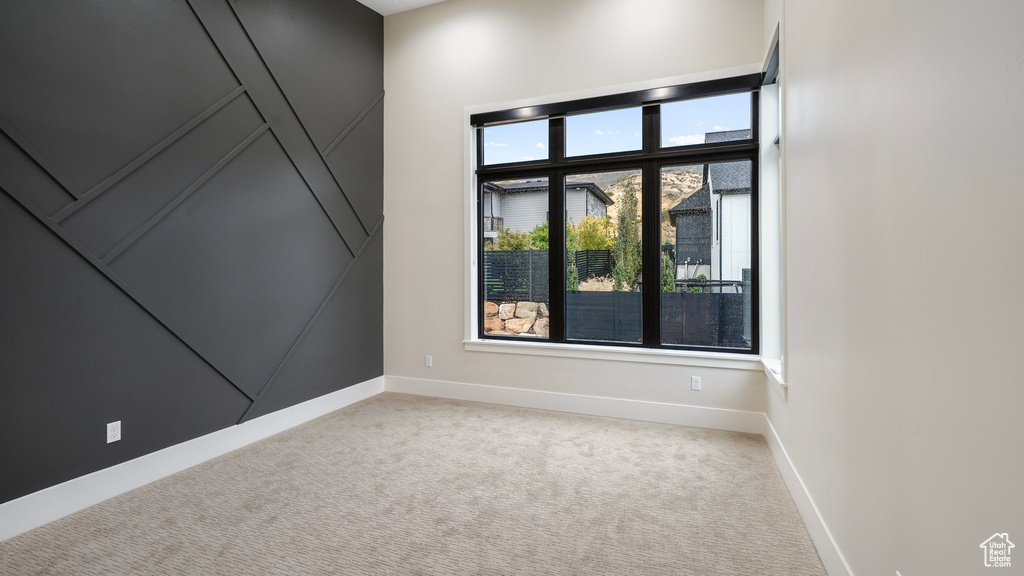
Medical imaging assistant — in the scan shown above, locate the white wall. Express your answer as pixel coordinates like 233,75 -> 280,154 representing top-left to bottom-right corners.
769,1 -> 1024,575
384,0 -> 766,413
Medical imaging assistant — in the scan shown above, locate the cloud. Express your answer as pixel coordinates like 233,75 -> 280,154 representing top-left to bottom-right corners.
594,129 -> 620,136
712,125 -> 725,131
594,130 -> 604,135
667,134 -> 704,146
520,156 -> 535,161
535,142 -> 545,148
484,142 -> 507,147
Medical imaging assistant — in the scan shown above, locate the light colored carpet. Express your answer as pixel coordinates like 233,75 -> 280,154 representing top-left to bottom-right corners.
0,393 -> 826,575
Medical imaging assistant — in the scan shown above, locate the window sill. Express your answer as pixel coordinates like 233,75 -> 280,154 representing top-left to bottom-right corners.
464,339 -> 763,371
762,358 -> 788,400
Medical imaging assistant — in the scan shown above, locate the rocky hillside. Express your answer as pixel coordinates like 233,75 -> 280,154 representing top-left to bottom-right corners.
571,166 -> 703,243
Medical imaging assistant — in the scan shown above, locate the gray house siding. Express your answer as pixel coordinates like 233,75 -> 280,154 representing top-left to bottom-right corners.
487,182 -> 610,237
567,189 -> 587,224
500,191 -> 548,233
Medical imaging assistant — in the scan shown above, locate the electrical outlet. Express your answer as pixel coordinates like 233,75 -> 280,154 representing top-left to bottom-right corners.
425,355 -> 432,367
107,421 -> 121,444
691,376 -> 702,391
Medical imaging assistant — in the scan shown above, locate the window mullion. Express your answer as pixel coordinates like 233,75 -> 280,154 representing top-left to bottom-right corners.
548,118 -> 566,343
641,106 -> 661,348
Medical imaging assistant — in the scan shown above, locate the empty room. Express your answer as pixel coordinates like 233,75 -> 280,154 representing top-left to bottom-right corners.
1,0 -> 1021,574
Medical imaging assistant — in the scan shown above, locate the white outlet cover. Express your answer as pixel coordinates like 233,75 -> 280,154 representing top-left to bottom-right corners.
107,421 -> 121,443
425,355 -> 432,367
691,376 -> 702,391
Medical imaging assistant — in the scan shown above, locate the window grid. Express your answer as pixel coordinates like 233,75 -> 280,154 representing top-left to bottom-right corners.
474,75 -> 761,354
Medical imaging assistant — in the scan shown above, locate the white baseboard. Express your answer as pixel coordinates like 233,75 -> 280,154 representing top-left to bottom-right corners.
3,372 -> 853,576
0,376 -> 385,543
763,416 -> 854,576
384,375 -> 765,434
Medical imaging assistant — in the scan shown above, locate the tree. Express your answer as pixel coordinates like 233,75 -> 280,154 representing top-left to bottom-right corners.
488,227 -> 530,251
612,180 -> 641,291
528,221 -> 550,249
689,273 -> 707,293
574,216 -> 614,250
566,263 -> 580,292
566,220 -> 581,291
661,252 -> 675,292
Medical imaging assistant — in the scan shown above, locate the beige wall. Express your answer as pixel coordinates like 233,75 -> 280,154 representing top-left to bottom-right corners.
383,0 -> 766,413
771,0 -> 1024,574
386,1 -> 1024,575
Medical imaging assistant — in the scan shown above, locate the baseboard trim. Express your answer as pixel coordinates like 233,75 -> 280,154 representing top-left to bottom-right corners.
763,416 -> 855,576
384,375 -> 765,434
0,376 -> 385,542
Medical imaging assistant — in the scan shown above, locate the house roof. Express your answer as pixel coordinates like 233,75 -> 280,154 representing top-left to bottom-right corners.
668,154 -> 751,220
483,180 -> 614,206
704,129 -> 753,193
708,161 -> 751,194
668,184 -> 711,215
705,128 -> 751,143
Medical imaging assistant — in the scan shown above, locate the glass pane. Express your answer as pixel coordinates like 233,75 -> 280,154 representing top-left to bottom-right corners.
482,119 -> 548,165
482,178 -> 549,339
660,161 -> 752,349
565,169 -> 642,343
565,107 -> 642,157
660,92 -> 751,147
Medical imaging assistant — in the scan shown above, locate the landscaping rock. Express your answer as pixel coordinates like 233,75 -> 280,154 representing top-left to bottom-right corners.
538,303 -> 549,317
515,301 -> 539,318
505,317 -> 535,334
484,301 -> 499,317
484,317 -> 505,333
533,317 -> 550,338
498,303 -> 516,320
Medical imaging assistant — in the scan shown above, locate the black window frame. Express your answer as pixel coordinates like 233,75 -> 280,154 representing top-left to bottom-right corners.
474,73 -> 762,355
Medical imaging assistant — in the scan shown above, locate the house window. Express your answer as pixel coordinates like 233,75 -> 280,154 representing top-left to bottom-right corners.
474,74 -> 761,353
760,26 -> 786,379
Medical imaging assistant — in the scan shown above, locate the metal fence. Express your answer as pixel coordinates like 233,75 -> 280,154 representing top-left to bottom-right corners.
573,249 -> 613,280
483,249 -> 549,302
564,291 -> 748,348
484,249 -> 748,348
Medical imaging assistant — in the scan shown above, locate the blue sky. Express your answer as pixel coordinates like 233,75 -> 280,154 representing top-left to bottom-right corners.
482,119 -> 548,164
660,92 -> 751,146
482,92 -> 750,165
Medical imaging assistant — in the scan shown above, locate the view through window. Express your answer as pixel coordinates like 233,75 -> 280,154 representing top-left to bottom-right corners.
475,75 -> 760,353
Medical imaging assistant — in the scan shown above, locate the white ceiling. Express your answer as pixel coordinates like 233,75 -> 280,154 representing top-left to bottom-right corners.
355,0 -> 448,16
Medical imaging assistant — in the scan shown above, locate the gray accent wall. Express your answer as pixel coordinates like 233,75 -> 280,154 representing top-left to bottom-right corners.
0,0 -> 383,504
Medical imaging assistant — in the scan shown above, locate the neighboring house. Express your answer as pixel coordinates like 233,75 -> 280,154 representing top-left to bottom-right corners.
668,129 -> 752,286
482,180 -> 613,240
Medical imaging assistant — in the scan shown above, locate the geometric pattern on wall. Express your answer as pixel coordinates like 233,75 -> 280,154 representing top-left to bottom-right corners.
0,0 -> 383,502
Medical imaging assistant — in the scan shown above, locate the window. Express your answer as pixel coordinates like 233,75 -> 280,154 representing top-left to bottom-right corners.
474,74 -> 761,353
760,26 -> 786,380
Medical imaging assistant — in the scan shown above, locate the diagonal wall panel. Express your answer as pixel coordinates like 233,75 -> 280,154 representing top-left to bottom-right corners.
324,101 -> 385,230
0,192 -> 252,504
229,0 -> 384,154
62,94 -> 265,257
0,1 -> 238,194
0,0 -> 383,505
189,0 -> 370,252
244,227 -> 384,421
110,131 -> 351,397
